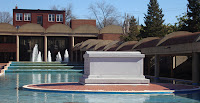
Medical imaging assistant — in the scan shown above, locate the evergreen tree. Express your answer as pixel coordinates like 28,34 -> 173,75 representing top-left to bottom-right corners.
175,13 -> 188,31
139,0 -> 165,38
128,16 -> 139,40
187,0 -> 200,32
121,16 -> 139,41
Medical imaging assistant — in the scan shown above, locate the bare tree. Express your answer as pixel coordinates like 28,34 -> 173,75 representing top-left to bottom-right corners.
0,12 -> 12,24
50,4 -> 76,25
89,1 -> 121,29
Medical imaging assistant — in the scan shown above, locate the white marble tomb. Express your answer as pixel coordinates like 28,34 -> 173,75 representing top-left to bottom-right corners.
79,51 -> 150,85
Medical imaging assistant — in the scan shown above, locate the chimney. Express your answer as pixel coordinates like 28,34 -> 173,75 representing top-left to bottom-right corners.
15,4 -> 18,9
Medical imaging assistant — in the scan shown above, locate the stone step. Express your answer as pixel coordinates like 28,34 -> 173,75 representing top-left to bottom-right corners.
8,66 -> 84,69
10,62 -> 83,66
11,62 -> 62,64
10,64 -> 68,66
5,69 -> 83,73
10,64 -> 83,66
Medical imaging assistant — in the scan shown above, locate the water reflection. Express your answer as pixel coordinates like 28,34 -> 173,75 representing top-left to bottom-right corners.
30,73 -> 79,84
26,93 -> 200,103
1,72 -> 200,103
64,74 -> 68,82
32,74 -> 41,84
48,74 -> 51,83
16,74 -> 19,103
33,92 -> 38,103
84,94 -> 150,103
44,93 -> 47,103
57,74 -> 61,82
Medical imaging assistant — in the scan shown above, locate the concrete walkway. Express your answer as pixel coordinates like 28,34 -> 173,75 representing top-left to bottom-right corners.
23,82 -> 200,94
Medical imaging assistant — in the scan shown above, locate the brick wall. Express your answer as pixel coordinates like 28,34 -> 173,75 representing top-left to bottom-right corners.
0,43 -> 17,52
70,19 -> 96,29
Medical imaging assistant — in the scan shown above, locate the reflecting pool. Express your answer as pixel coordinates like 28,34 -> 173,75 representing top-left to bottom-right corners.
0,72 -> 200,103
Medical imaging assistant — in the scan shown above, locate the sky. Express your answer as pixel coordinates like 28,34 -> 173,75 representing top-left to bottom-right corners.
0,0 -> 188,25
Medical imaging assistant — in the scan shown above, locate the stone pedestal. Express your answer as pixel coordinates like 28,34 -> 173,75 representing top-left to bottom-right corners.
79,51 -> 150,85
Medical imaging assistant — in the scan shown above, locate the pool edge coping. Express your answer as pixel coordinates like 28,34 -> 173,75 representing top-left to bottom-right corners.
22,83 -> 200,94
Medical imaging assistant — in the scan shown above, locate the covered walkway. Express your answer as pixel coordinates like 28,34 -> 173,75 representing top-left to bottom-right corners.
73,31 -> 200,84
0,23 -> 123,63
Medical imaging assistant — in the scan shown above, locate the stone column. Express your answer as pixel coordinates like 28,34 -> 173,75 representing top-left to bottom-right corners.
70,36 -> 74,62
154,55 -> 160,79
169,56 -> 174,78
80,51 -> 83,62
44,36 -> 47,62
16,35 -> 19,62
75,50 -> 78,62
173,56 -> 176,69
192,52 -> 200,85
147,57 -> 151,75
172,56 -> 176,77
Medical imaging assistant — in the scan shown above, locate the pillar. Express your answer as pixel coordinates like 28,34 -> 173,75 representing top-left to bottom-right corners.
80,51 -> 83,62
16,35 -> 19,62
169,56 -> 174,78
75,50 -> 78,62
147,57 -> 151,75
44,36 -> 47,62
192,52 -> 200,85
155,55 -> 160,79
70,36 -> 74,62
173,56 -> 176,69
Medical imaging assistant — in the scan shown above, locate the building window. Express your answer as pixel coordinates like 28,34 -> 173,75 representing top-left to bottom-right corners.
16,13 -> 23,21
24,13 -> 31,21
56,14 -> 63,22
48,14 -> 55,22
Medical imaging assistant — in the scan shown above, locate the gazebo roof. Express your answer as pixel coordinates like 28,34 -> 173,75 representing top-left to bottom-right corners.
73,42 -> 83,51
18,23 -> 45,33
105,41 -> 123,51
0,23 -> 17,32
78,39 -> 98,50
100,25 -> 123,34
156,31 -> 194,46
103,41 -> 120,51
81,40 -> 103,51
46,24 -> 72,33
132,37 -> 160,50
73,24 -> 99,34
91,40 -> 113,51
116,41 -> 138,51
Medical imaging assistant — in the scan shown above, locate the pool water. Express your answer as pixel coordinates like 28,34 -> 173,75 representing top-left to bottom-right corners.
0,72 -> 200,103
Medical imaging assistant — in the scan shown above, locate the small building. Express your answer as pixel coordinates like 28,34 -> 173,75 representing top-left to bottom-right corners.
13,8 -> 65,29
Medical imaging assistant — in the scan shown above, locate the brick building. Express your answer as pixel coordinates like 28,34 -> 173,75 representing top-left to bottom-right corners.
0,8 -> 123,63
70,19 -> 96,30
13,8 -> 65,29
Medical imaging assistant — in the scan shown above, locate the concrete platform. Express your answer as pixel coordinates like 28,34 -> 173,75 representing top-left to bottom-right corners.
79,51 -> 149,85
23,82 -> 200,94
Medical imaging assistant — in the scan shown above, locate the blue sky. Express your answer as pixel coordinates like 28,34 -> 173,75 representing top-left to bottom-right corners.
0,0 -> 188,25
